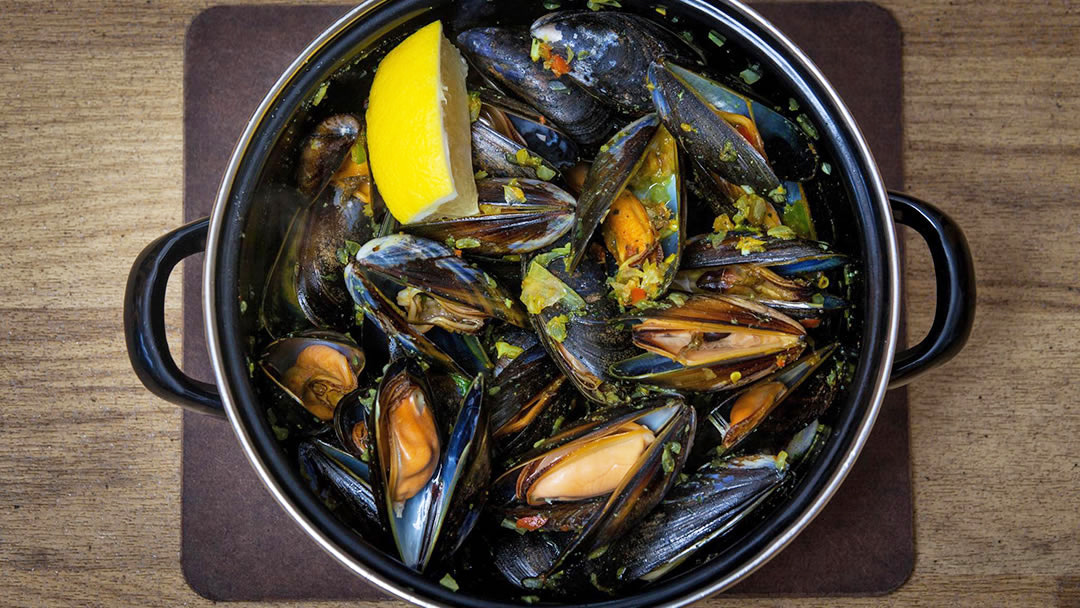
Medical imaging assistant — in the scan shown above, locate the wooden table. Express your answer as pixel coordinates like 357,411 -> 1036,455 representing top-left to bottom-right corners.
0,1 -> 1077,606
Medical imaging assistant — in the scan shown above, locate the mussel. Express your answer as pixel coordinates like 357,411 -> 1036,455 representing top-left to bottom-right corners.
298,439 -> 385,544
403,178 -> 575,256
530,11 -> 703,115
458,27 -> 613,145
519,241 -> 640,405
489,398 -> 695,578
348,234 -> 527,332
610,294 -> 807,392
368,358 -> 492,572
681,231 -> 846,275
649,60 -> 781,197
259,331 -> 366,422
700,344 -> 837,454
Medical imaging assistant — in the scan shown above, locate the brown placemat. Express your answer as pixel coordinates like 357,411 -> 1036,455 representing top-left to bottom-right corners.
181,3 -> 910,601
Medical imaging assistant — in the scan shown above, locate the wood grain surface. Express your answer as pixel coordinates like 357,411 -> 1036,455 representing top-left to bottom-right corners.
0,1 -> 1077,607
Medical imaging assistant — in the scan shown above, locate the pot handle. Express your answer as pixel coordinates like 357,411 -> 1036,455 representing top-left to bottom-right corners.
124,217 -> 225,417
887,191 -> 976,388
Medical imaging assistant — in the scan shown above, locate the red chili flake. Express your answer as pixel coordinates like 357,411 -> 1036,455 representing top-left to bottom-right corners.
629,287 -> 648,304
516,515 -> 549,531
800,318 -> 821,329
549,54 -> 571,77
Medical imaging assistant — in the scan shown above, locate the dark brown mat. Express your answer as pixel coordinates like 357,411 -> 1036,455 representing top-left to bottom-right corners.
182,3 -> 910,601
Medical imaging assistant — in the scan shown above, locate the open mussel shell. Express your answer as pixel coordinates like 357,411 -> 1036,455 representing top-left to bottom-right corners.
350,234 -> 528,330
489,397 -> 696,579
489,324 -> 541,378
602,124 -> 685,306
488,344 -> 581,464
567,113 -> 660,273
681,232 -> 847,275
478,94 -> 581,169
648,60 -> 781,196
610,294 -> 807,392
259,330 -> 365,422
403,179 -> 575,256
297,114 -> 361,199
367,359 -> 492,572
663,63 -> 818,182
333,387 -> 375,460
458,27 -> 613,146
520,240 -> 640,405
298,439 -> 385,544
701,343 -> 838,455
530,11 -> 704,115
472,121 -> 561,180
344,266 -> 488,377
582,452 -> 788,591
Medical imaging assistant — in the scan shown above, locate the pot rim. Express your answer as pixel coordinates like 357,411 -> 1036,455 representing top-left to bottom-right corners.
202,1 -> 900,605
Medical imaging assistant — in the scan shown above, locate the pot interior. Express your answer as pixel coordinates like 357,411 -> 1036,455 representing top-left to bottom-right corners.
210,0 -> 895,605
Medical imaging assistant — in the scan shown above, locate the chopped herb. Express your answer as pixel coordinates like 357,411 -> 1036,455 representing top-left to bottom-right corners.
796,114 -> 820,140
668,441 -> 681,454
739,64 -> 762,85
488,385 -> 502,396
718,140 -> 736,162
767,225 -> 797,240
680,122 -> 694,132
536,164 -> 556,181
680,30 -> 693,43
655,5 -> 667,16
503,184 -> 527,203
708,30 -> 726,47
439,573 -> 459,592
788,97 -> 800,111
522,577 -> 543,590
543,0 -> 561,8
495,341 -> 524,360
586,0 -> 621,10
548,80 -> 569,92
345,240 -> 363,257
350,140 -> 367,165
767,184 -> 787,204
312,82 -> 329,106
239,300 -> 247,314
821,162 -> 832,175
530,38 -> 543,62
730,370 -> 742,383
546,314 -> 569,342
661,444 -> 676,473
817,274 -> 830,289
616,566 -> 627,579
588,545 -> 609,559
455,237 -> 481,249
468,91 -> 482,122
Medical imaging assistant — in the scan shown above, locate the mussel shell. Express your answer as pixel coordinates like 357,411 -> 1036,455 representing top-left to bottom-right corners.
530,11 -> 703,115
680,232 -> 845,273
258,330 -> 366,422
403,179 -> 575,256
297,114 -> 361,199
458,27 -> 613,145
489,398 -> 696,577
298,439 -> 385,545
585,452 -> 787,589
477,91 -> 581,169
333,387 -> 375,459
700,343 -> 837,454
610,345 -> 804,392
663,63 -> 818,182
345,267 -> 476,376
567,113 -> 660,273
648,60 -> 781,196
351,234 -> 528,329
489,324 -> 541,378
472,121 -> 561,180
367,360 -> 492,572
522,240 -> 639,405
488,344 -> 581,463
295,188 -> 378,331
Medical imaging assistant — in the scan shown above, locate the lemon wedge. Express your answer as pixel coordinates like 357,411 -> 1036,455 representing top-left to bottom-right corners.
366,21 -> 478,224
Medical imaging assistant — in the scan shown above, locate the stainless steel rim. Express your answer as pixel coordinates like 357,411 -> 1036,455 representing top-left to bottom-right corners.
202,1 -> 901,606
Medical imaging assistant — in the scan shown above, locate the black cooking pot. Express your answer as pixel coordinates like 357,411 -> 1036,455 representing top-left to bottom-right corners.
124,1 -> 975,605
